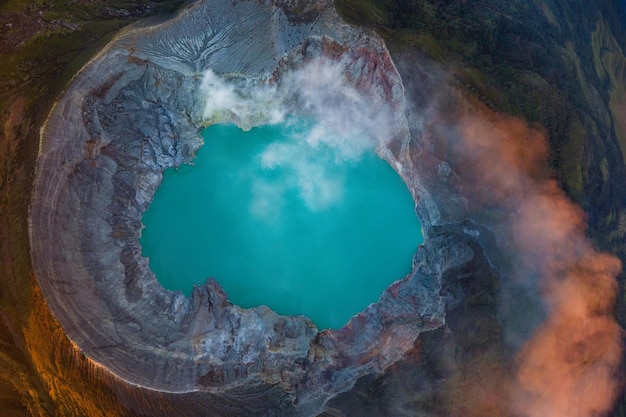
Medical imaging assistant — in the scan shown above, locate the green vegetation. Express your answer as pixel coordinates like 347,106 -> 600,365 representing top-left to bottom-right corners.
0,1 -> 184,106
560,117 -> 586,200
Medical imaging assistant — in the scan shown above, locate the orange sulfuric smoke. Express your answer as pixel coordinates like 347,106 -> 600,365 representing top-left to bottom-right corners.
514,252 -> 622,417
449,101 -> 624,417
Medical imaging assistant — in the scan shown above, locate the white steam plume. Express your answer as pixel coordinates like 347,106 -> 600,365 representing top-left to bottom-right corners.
199,56 -> 401,219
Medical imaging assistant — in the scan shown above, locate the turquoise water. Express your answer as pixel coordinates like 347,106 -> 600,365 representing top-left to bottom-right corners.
140,120 -> 422,329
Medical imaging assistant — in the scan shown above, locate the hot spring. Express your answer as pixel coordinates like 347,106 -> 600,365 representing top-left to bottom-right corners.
140,119 -> 423,329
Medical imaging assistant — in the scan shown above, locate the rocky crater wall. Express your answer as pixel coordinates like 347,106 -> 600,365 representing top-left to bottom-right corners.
29,1 -> 487,415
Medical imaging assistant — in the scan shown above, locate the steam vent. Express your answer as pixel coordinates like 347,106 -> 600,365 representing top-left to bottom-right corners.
27,0 -> 623,416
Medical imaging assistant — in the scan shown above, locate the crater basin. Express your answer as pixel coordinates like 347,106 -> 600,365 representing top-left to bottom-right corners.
141,119 -> 423,329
